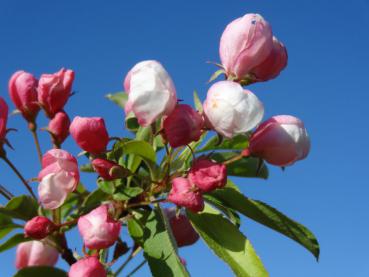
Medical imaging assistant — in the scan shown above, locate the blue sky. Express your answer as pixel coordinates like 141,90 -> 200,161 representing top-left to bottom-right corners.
1,0 -> 369,276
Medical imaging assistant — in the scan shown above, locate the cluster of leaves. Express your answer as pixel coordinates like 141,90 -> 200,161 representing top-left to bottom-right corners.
0,91 -> 319,277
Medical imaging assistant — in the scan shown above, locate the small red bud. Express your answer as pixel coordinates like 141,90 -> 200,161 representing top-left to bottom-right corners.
24,216 -> 56,239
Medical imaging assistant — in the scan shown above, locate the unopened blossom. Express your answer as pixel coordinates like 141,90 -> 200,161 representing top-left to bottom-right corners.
163,104 -> 204,147
15,241 -> 58,269
245,115 -> 310,166
69,116 -> 109,154
165,208 -> 199,247
168,177 -> 204,213
69,256 -> 106,277
250,36 -> 288,82
92,158 -> 127,180
124,60 -> 177,126
48,111 -> 70,145
24,216 -> 56,239
203,81 -> 264,138
0,97 -> 8,142
38,149 -> 79,209
78,205 -> 121,249
188,158 -> 227,192
219,13 -> 273,80
38,68 -> 74,118
8,71 -> 40,121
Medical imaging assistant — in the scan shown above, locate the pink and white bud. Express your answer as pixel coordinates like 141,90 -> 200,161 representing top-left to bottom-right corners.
247,115 -> 310,166
124,60 -> 177,126
70,116 -> 109,154
8,71 -> 40,122
69,256 -> 106,277
0,97 -> 8,142
38,149 -> 79,209
15,240 -> 58,269
188,158 -> 227,192
48,111 -> 70,145
165,208 -> 199,247
78,205 -> 121,249
219,13 -> 273,80
250,36 -> 288,82
167,177 -> 204,213
163,104 -> 204,148
92,158 -> 126,180
38,68 -> 74,118
203,81 -> 264,138
24,216 -> 56,239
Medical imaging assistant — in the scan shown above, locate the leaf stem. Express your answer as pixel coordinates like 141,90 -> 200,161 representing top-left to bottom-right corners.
223,153 -> 243,165
1,155 -> 36,199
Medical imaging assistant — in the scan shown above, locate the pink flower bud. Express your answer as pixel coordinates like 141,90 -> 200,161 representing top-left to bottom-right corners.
92,158 -> 126,180
38,149 -> 79,209
250,36 -> 288,82
165,208 -> 199,247
69,256 -> 106,277
69,116 -> 109,154
124,60 -> 177,126
168,177 -> 204,213
48,111 -> 70,146
15,241 -> 58,269
163,104 -> 204,148
219,13 -> 273,80
38,68 -> 74,118
8,71 -> 40,122
247,115 -> 310,166
188,158 -> 227,192
203,81 -> 264,138
78,205 -> 121,249
24,216 -> 56,239
0,97 -> 9,142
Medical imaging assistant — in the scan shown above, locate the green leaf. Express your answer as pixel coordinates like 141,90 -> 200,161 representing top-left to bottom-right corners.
126,112 -> 140,132
208,69 -> 225,83
193,90 -> 203,113
197,134 -> 249,153
133,207 -> 189,277
97,179 -> 116,195
187,204 -> 268,277
211,152 -> 268,179
122,140 -> 156,163
106,92 -> 128,109
0,233 -> 32,253
113,187 -> 143,201
0,195 -> 38,221
210,187 -> 320,260
14,266 -> 68,277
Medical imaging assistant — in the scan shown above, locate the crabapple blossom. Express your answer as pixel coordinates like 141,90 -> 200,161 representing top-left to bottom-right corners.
15,241 -> 58,269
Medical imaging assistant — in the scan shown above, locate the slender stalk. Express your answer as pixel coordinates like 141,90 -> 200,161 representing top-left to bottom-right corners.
0,187 -> 11,200
223,153 -> 243,165
1,155 -> 36,199
126,260 -> 147,277
0,184 -> 13,199
114,246 -> 142,276
30,128 -> 43,164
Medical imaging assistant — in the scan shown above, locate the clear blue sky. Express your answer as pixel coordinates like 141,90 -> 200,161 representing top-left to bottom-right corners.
1,0 -> 369,276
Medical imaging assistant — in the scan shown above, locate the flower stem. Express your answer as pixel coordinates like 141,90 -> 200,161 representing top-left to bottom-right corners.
1,155 -> 36,199
223,153 -> 243,165
28,122 -> 43,164
114,246 -> 142,276
126,260 -> 147,277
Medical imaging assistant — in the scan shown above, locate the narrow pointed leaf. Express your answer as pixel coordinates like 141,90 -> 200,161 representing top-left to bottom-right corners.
210,187 -> 320,260
187,204 -> 268,277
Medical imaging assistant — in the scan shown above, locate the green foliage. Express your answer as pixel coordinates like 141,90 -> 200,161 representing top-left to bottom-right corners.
0,195 -> 38,221
210,187 -> 320,260
187,204 -> 268,277
128,206 -> 189,277
14,266 -> 68,277
106,92 -> 128,109
193,90 -> 203,113
197,134 -> 249,153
